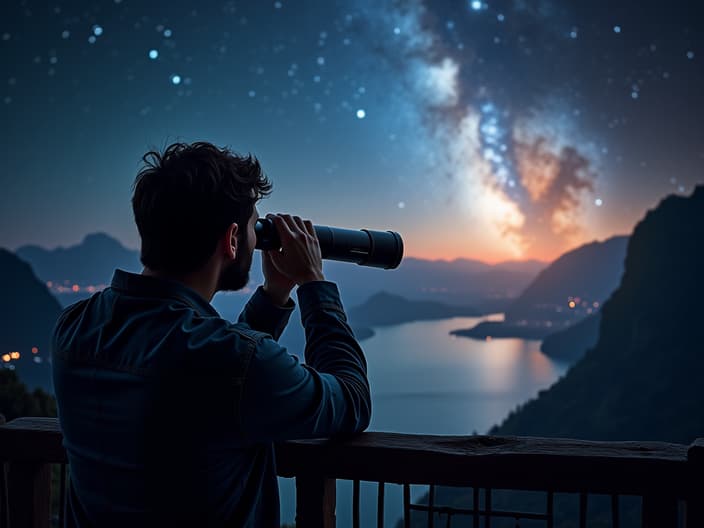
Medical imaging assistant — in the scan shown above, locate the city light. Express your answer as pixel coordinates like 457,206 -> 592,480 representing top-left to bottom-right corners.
10,351 -> 20,359
1,354 -> 10,362
31,346 -> 39,354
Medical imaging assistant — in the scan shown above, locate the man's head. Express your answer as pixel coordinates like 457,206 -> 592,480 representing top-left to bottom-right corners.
131,142 -> 271,291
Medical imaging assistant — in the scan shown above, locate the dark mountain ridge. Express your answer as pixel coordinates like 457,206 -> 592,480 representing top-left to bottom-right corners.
0,249 -> 62,392
17,233 -> 545,308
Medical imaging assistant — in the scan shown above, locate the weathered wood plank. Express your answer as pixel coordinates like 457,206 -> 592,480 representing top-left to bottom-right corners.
1,418 -> 697,501
276,433 -> 692,496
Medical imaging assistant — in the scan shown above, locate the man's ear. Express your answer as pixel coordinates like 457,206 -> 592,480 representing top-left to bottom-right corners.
225,222 -> 238,260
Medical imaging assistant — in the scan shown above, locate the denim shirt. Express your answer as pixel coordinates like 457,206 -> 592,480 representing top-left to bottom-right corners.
52,269 -> 371,527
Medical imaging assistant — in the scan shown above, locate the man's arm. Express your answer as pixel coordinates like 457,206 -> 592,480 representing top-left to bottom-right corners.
238,280 -> 371,442
237,286 -> 295,341
236,213 -> 371,441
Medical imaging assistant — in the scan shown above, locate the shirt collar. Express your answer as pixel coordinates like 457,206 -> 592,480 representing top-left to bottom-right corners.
110,269 -> 220,317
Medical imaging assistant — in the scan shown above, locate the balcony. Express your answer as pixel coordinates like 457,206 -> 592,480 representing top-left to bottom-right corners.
1,417 -> 702,527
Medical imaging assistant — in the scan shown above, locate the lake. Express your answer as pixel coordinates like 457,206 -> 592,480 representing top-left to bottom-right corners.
275,314 -> 570,527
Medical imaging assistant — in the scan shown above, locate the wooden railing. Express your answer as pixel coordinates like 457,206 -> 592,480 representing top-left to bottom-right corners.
1,417 -> 703,527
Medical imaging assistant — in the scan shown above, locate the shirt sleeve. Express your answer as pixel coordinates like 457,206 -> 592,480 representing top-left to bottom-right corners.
238,281 -> 371,442
237,285 -> 295,341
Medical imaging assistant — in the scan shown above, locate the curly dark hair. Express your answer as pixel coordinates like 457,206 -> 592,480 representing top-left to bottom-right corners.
131,142 -> 272,273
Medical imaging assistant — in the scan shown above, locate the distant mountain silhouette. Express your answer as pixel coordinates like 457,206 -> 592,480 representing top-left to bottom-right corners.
17,233 -> 545,309
0,249 -> 62,392
451,236 -> 628,340
539,313 -> 601,361
506,235 -> 628,323
349,291 -> 481,327
412,188 -> 704,528
16,232 -> 142,287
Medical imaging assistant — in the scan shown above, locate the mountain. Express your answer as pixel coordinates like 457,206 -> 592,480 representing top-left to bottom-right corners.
505,235 -> 629,323
451,235 -> 628,341
16,232 -> 142,288
492,186 -> 704,442
349,292 -> 481,327
411,188 -> 704,528
17,233 -> 545,309
539,313 -> 601,362
0,249 -> 63,392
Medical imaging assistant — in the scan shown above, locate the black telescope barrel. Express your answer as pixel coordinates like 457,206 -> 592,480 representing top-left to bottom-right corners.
254,218 -> 403,269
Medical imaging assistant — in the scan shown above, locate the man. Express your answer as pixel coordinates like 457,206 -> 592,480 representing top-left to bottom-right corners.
52,142 -> 371,527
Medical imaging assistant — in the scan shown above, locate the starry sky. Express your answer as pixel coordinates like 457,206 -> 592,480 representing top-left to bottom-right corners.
2,0 -> 703,262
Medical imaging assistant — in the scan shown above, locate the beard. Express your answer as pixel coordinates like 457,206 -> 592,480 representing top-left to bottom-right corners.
217,249 -> 253,292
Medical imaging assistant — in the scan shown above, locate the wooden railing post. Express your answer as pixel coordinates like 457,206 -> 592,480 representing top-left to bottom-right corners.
5,461 -> 51,528
642,495 -> 677,528
295,474 -> 336,528
686,438 -> 704,527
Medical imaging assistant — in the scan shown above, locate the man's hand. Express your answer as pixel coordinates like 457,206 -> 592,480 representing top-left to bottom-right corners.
262,250 -> 296,306
265,213 -> 325,287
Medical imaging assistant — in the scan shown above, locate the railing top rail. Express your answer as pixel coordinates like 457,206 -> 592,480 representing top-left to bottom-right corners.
2,417 -> 701,498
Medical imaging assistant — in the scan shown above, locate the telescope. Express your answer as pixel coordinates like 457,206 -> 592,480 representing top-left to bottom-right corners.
254,218 -> 404,269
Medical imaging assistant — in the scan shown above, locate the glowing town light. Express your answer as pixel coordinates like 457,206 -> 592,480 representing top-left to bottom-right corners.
10,352 -> 20,360
470,1 -> 482,11
595,198 -> 603,206
568,301 -> 576,309
93,25 -> 103,36
356,109 -> 366,119
31,347 -> 39,354
149,49 -> 159,59
1,354 -> 10,362
171,74 -> 181,85
72,284 -> 80,292
163,29 -> 172,38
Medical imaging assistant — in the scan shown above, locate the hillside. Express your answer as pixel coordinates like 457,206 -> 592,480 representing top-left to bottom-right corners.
539,313 -> 600,362
505,235 -> 629,324
411,188 -> 704,528
0,249 -> 63,392
492,186 -> 704,442
451,236 -> 628,341
349,291 -> 481,327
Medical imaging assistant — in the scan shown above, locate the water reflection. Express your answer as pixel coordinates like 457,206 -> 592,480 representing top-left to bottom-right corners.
280,315 -> 569,526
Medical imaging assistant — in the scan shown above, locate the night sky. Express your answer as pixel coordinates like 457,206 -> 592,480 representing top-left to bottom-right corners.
2,0 -> 703,262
